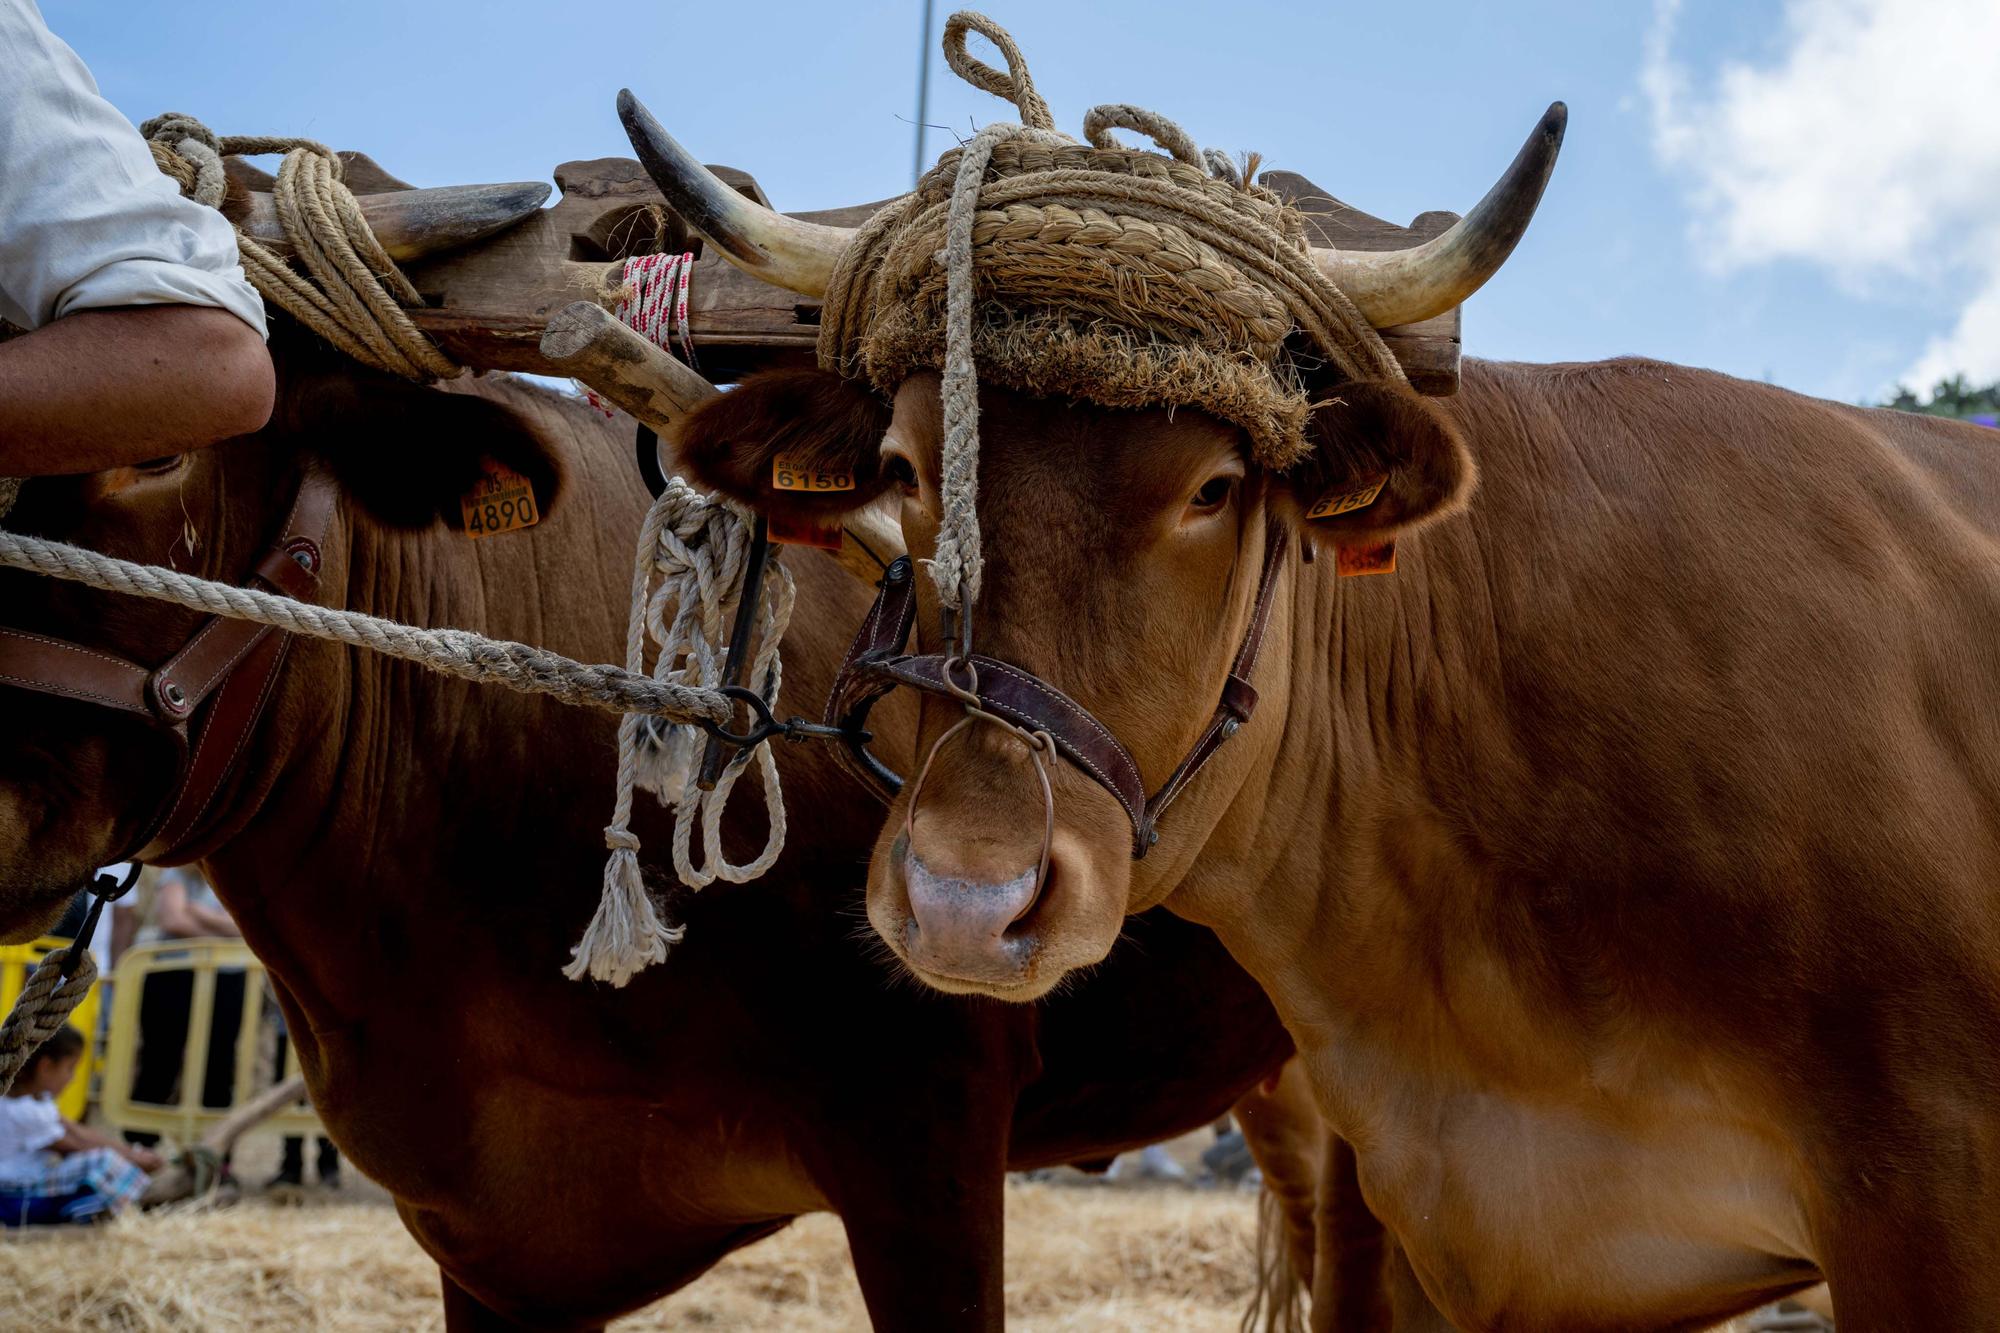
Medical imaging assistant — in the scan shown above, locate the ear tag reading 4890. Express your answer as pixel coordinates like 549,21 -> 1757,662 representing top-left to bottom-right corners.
461,462 -> 540,539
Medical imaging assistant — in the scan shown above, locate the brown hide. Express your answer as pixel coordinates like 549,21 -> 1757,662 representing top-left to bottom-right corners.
712,355 -> 2000,1329
0,356 -> 1291,1330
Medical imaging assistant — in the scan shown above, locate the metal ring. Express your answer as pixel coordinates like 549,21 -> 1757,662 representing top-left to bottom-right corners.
901,710 -> 1056,902
940,655 -> 982,709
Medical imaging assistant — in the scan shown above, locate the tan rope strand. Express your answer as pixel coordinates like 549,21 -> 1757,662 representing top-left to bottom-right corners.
0,528 -> 731,725
0,950 -> 95,1094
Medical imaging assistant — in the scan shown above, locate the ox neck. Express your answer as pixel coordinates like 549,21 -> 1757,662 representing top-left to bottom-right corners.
1159,493 -> 1475,992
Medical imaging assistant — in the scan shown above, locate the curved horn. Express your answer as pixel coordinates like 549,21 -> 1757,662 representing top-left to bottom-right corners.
240,181 -> 552,263
1313,102 -> 1566,329
618,89 -> 854,298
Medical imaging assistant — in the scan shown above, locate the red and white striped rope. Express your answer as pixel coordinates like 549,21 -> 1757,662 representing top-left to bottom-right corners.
575,250 -> 700,416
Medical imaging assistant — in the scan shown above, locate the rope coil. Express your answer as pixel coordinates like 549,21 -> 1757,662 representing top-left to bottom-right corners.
142,113 -> 459,382
569,479 -> 795,986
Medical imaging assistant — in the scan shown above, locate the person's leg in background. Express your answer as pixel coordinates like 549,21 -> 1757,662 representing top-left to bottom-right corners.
199,970 -> 245,1110
126,968 -> 193,1149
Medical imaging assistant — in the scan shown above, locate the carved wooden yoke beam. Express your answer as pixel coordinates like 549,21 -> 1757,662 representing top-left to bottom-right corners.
387,157 -> 1462,395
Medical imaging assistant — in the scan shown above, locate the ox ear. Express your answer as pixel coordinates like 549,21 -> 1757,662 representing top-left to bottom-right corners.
1280,381 -> 1474,549
673,368 -> 893,523
283,369 -> 565,533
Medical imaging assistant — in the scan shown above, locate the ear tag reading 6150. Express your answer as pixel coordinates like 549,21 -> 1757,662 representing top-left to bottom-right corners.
460,462 -> 540,539
1306,473 -> 1386,522
772,455 -> 856,494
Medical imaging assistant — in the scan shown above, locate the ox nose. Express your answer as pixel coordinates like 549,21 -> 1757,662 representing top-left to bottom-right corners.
900,847 -> 1040,982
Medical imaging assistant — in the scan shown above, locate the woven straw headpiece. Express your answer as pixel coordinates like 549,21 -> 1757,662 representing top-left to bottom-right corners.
815,12 -> 1404,473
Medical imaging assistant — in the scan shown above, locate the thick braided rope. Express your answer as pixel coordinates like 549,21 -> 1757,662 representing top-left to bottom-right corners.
0,950 -> 94,1094
141,114 -> 459,382
0,527 -> 730,726
821,13 -> 1403,610
569,479 -> 794,985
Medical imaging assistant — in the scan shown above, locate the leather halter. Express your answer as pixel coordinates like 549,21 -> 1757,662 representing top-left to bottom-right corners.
824,523 -> 1289,857
0,469 -> 339,865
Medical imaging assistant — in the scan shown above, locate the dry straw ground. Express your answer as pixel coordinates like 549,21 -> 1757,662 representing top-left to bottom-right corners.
0,1181 -> 1265,1332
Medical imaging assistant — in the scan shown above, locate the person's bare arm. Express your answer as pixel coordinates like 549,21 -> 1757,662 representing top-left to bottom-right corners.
188,899 -> 240,938
0,306 -> 273,473
154,875 -> 240,939
54,1119 -> 160,1169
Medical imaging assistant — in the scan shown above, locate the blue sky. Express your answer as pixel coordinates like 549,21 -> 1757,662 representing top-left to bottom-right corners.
43,0 -> 1993,405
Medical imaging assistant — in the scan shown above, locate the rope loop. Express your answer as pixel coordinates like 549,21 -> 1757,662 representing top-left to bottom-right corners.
1083,104 -> 1205,170
943,10 -> 1055,130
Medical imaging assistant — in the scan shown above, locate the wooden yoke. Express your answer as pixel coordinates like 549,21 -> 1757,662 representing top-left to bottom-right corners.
371,156 -> 1463,395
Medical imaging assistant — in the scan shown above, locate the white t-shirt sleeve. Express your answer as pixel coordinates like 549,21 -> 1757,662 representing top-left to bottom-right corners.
0,0 -> 267,336
0,1095 -> 64,1159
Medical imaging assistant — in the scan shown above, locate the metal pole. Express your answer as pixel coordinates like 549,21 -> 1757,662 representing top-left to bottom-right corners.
913,0 -> 935,187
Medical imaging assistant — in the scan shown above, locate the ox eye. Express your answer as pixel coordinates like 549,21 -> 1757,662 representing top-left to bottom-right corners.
133,455 -> 183,474
1189,476 -> 1234,511
884,454 -> 919,494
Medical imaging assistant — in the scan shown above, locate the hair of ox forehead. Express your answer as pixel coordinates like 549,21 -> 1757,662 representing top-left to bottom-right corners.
677,370 -> 1475,561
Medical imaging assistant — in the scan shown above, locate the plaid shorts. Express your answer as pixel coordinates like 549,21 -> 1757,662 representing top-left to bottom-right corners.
0,1148 -> 148,1224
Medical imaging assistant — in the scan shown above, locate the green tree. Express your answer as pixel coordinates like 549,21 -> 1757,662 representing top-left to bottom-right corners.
1883,375 -> 2000,420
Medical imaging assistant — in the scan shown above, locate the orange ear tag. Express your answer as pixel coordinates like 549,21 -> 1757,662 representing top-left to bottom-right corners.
460,462 -> 541,539
1336,540 -> 1397,577
769,510 -> 845,551
1306,474 -> 1387,522
772,455 -> 856,493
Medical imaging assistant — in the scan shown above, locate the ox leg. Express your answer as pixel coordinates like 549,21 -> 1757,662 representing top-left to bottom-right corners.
1313,1135 -> 1395,1332
832,1165 -> 1006,1333
441,1270 -> 604,1333
1382,1242 -> 1458,1333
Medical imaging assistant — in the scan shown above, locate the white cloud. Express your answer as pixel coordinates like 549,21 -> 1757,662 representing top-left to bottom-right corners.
1643,0 -> 2000,389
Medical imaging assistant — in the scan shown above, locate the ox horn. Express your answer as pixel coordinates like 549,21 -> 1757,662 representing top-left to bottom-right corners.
618,89 -> 855,298
239,181 -> 553,263
1313,103 -> 1567,329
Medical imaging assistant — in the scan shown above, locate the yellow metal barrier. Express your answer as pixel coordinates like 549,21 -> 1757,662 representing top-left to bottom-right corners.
99,939 -> 320,1144
0,937 -> 100,1121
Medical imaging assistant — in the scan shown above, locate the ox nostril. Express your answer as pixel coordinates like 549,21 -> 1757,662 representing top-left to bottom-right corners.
900,848 -> 1041,974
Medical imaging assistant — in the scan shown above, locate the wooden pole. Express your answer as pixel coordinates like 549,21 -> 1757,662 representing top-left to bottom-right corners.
539,301 -> 717,436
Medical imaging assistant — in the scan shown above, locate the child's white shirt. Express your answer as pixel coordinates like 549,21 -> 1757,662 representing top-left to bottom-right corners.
0,1094 -> 64,1184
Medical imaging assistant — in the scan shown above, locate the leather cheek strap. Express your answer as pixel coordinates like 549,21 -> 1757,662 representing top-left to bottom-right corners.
823,524 -> 1288,858
0,468 -> 338,866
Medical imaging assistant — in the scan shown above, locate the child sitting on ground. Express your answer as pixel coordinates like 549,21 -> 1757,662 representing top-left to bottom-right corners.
0,1027 -> 160,1224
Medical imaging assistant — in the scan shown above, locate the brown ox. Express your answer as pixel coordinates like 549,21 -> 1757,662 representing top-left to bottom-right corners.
0,337 -> 1294,1330
648,111 -> 2000,1328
